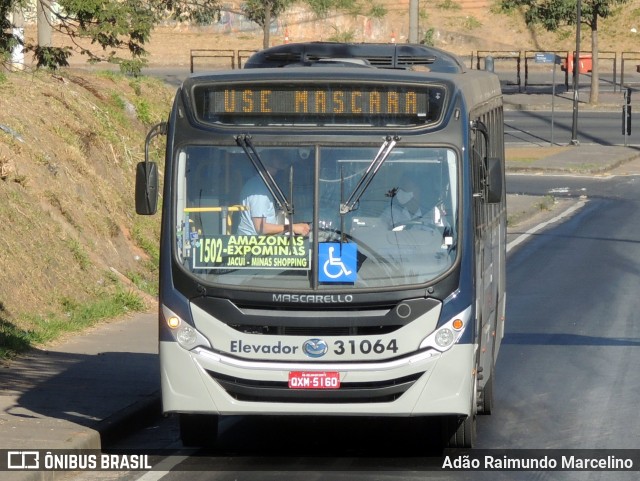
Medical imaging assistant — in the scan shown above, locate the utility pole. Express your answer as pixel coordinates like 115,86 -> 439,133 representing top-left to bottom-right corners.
38,0 -> 53,48
409,0 -> 419,44
11,7 -> 25,70
570,0 -> 581,146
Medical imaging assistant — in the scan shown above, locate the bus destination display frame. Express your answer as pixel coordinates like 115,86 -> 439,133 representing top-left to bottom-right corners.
192,81 -> 448,127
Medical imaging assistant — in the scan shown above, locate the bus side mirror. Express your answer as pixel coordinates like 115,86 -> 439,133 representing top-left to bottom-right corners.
135,161 -> 159,215
486,157 -> 503,204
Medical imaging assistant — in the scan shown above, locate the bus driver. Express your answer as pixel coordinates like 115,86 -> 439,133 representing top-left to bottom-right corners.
381,174 -> 445,231
237,154 -> 310,237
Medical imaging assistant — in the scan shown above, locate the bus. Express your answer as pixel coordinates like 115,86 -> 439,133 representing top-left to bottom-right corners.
136,42 -> 506,449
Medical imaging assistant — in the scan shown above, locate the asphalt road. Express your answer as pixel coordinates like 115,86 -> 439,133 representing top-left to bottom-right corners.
505,110 -> 640,147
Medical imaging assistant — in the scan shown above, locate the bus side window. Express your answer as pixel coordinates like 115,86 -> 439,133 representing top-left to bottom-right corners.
185,159 -> 218,236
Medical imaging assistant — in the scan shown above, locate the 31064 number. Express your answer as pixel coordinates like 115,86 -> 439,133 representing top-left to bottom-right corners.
333,339 -> 398,356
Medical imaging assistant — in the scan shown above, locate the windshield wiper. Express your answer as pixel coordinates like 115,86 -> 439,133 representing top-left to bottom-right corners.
340,135 -> 400,215
235,134 -> 294,216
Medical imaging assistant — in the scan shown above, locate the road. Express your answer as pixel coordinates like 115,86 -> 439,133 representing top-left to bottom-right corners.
59,171 -> 639,481
505,110 -> 640,147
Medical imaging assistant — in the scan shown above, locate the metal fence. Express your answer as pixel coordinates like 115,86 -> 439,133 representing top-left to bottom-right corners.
190,49 -> 258,72
473,49 -> 634,93
189,48 -> 640,94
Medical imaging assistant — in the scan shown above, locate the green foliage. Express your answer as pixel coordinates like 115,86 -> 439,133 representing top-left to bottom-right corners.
305,0 -> 358,16
368,3 -> 387,18
67,239 -> 91,271
437,0 -> 461,11
463,15 -> 482,30
118,58 -> 147,77
0,0 -> 22,63
0,317 -> 32,359
132,218 -> 160,265
498,0 -> 630,30
110,92 -> 127,110
0,1 -> 222,70
241,0 -> 293,48
27,45 -> 73,70
0,289 -> 145,359
241,0 -> 293,27
422,28 -> 436,46
327,27 -> 356,42
134,98 -> 153,124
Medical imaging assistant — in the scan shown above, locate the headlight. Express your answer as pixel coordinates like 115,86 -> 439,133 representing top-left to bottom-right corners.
162,305 -> 212,351
435,328 -> 455,348
420,306 -> 471,352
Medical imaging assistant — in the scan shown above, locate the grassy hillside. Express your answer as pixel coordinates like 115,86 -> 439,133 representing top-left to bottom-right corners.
0,69 -> 173,358
130,0 -> 640,62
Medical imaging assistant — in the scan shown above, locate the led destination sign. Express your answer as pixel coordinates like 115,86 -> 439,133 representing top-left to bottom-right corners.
194,83 -> 447,126
193,235 -> 310,270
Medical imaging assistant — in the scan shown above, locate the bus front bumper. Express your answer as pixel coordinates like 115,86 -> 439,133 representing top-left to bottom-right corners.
160,340 -> 475,417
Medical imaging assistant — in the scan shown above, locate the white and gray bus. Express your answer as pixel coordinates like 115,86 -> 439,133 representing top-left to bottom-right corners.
136,42 -> 506,449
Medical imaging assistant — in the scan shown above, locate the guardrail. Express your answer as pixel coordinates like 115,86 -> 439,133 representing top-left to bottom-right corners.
621,52 -> 640,88
473,50 -> 633,93
189,48 -> 640,93
476,51 -> 522,92
190,49 -> 258,72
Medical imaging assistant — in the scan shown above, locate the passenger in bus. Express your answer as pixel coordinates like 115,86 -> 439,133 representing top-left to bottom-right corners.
237,154 -> 311,236
381,174 -> 445,231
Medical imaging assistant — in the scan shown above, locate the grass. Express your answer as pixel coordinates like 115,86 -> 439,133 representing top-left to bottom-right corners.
0,289 -> 145,360
506,146 -> 569,162
436,0 -> 461,10
67,238 -> 91,271
462,16 -> 482,30
535,195 -> 556,211
0,69 -> 168,364
506,194 -> 557,227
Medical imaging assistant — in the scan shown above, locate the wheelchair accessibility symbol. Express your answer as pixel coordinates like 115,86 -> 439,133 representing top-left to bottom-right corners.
318,243 -> 357,283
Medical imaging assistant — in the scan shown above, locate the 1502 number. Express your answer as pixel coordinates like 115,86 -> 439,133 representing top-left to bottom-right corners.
199,238 -> 223,263
333,339 -> 398,356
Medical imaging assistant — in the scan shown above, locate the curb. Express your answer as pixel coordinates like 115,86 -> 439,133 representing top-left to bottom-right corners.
97,393 -> 162,447
504,102 -> 624,112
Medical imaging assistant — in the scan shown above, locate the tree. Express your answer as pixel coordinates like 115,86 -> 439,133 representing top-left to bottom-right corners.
1,0 -> 222,73
240,1 -> 383,49
1,1 -> 21,62
241,0 -> 293,49
500,0 -> 629,104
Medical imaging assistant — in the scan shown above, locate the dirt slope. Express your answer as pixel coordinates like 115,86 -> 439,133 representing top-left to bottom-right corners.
0,70 -> 172,330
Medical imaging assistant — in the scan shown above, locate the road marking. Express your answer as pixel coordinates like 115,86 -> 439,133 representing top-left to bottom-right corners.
133,448 -> 197,481
507,200 -> 587,253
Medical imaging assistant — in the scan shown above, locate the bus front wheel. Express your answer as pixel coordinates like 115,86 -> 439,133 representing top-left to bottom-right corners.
442,365 -> 478,448
179,413 -> 219,448
442,412 -> 477,449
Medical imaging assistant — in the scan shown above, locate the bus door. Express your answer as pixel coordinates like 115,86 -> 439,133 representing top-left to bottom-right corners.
470,119 -> 497,380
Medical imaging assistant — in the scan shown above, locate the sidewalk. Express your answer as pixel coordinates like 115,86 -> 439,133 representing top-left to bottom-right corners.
2,116 -> 640,481
0,313 -> 160,481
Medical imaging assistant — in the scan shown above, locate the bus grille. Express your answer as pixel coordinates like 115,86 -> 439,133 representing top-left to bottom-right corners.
206,371 -> 424,404
227,324 -> 402,336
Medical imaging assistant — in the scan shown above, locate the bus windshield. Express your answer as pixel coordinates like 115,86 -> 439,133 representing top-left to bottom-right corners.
175,144 -> 458,289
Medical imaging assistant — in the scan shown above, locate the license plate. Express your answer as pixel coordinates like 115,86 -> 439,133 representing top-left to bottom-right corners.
288,371 -> 340,389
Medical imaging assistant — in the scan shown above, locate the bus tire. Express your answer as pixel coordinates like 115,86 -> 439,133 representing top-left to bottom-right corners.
478,372 -> 494,415
179,413 -> 219,448
442,412 -> 476,449
443,361 -> 478,448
